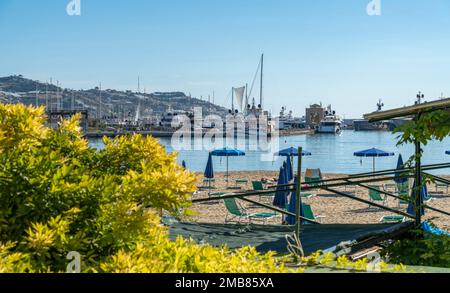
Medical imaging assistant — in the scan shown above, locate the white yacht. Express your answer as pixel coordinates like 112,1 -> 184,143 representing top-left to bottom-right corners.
316,107 -> 342,134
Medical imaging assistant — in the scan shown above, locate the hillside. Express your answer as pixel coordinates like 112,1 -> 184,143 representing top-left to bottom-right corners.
0,75 -> 229,118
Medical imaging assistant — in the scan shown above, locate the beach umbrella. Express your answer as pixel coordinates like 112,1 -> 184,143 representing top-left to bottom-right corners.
407,179 -> 428,217
275,147 -> 312,157
394,154 -> 408,184
211,148 -> 245,183
273,167 -> 289,209
182,160 -> 187,169
446,151 -> 450,155
285,156 -> 294,182
353,148 -> 395,173
204,153 -> 214,195
286,177 -> 304,225
283,161 -> 289,182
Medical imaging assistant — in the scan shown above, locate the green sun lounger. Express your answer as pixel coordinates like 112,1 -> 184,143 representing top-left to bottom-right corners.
223,198 -> 277,224
380,216 -> 406,224
252,181 -> 274,199
301,203 -> 323,224
368,185 -> 387,207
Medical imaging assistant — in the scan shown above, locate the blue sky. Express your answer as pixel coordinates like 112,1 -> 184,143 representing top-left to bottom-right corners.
1,0 -> 450,118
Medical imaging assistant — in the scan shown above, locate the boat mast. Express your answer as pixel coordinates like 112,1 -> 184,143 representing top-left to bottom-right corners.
231,87 -> 234,112
245,83 -> 248,115
260,53 -> 264,108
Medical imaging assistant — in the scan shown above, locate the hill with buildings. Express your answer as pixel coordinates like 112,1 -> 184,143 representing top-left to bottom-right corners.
0,75 -> 228,119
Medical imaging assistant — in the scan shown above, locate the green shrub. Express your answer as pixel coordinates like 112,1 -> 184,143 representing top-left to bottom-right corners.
0,104 -> 290,273
382,227 -> 450,268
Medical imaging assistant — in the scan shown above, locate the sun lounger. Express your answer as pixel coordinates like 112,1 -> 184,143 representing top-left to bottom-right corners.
252,181 -> 274,199
223,198 -> 277,224
301,203 -> 324,224
435,182 -> 449,194
235,178 -> 249,188
380,216 -> 406,224
305,169 -> 323,187
368,185 -> 387,207
396,182 -> 410,207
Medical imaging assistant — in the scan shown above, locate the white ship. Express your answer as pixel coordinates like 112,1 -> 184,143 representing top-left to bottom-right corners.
316,106 -> 342,134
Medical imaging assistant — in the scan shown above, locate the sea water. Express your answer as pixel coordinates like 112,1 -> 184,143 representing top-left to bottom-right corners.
88,130 -> 450,175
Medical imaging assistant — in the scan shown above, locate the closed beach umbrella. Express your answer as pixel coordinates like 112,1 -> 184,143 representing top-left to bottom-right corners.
283,161 -> 289,182
211,148 -> 245,183
204,153 -> 214,195
275,147 -> 311,182
285,156 -> 294,182
353,148 -> 395,173
182,160 -> 187,169
273,167 -> 288,209
394,154 -> 408,184
407,179 -> 427,217
286,177 -> 304,225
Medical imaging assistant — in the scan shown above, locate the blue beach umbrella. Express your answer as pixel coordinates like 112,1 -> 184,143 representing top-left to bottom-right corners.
204,153 -> 214,179
273,167 -> 289,209
182,160 -> 187,169
407,179 -> 428,217
283,161 -> 289,182
286,177 -> 304,225
204,153 -> 214,195
211,148 -> 245,182
275,147 -> 312,157
285,156 -> 294,182
354,148 -> 395,173
394,154 -> 408,184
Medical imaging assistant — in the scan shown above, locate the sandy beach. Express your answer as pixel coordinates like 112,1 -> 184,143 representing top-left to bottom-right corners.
186,171 -> 450,230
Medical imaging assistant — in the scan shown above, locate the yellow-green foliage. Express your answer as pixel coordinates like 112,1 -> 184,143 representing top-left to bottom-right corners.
0,103 -> 290,273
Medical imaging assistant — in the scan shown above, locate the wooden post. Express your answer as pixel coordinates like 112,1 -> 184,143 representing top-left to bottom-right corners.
295,147 -> 303,241
414,116 -> 422,226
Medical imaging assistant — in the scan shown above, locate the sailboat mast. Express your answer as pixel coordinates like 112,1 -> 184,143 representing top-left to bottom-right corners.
231,87 -> 234,112
260,54 -> 264,108
245,83 -> 248,115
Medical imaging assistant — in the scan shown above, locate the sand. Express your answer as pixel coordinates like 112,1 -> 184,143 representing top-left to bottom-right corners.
186,171 -> 450,231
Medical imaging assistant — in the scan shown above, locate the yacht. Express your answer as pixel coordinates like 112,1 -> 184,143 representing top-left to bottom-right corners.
316,107 -> 342,134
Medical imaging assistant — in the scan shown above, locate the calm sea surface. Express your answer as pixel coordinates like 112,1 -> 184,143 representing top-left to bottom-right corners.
88,130 -> 450,175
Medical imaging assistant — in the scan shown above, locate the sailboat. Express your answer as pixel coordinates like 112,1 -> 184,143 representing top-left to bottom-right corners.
225,54 -> 273,137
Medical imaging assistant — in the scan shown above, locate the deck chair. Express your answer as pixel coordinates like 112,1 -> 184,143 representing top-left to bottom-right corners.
252,181 -> 274,199
380,216 -> 406,224
202,178 -> 216,188
301,203 -> 324,224
435,182 -> 449,194
396,182 -> 410,207
235,179 -> 249,188
305,169 -> 323,187
368,185 -> 387,207
223,198 -> 276,224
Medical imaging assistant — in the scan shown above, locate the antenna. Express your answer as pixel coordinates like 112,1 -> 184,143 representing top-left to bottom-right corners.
415,91 -> 424,105
137,76 -> 140,93
376,99 -> 384,112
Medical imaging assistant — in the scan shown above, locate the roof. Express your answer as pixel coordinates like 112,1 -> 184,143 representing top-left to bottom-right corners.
364,98 -> 450,122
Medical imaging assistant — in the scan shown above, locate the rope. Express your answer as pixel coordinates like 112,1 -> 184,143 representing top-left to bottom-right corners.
285,233 -> 304,259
